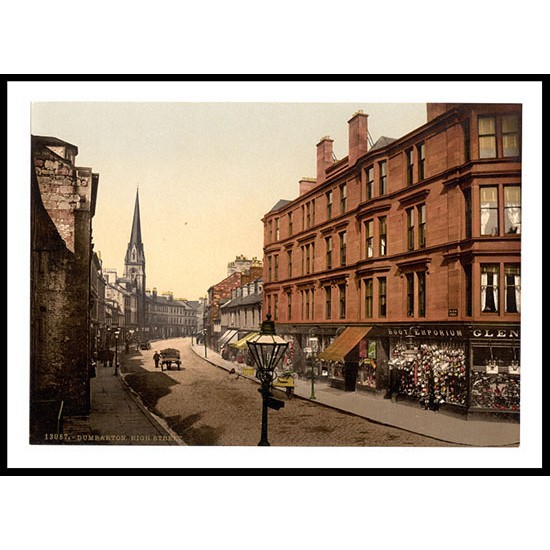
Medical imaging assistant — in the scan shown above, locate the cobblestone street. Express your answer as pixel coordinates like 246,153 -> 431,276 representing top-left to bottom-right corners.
121,337 -> 459,447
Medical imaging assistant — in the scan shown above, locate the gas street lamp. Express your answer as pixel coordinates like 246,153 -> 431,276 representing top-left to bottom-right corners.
113,329 -> 121,376
247,314 -> 289,446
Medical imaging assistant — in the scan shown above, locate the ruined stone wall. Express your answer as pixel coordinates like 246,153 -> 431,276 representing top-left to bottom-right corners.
30,139 -> 96,441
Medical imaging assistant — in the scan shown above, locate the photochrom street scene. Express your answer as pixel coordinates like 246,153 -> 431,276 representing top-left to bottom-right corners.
29,100 -> 522,448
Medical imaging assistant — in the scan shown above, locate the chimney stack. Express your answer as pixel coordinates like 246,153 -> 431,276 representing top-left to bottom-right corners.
299,177 -> 317,196
316,136 -> 334,185
348,110 -> 369,166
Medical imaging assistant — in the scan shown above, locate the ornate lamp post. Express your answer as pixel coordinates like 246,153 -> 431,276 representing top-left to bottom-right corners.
247,314 -> 289,446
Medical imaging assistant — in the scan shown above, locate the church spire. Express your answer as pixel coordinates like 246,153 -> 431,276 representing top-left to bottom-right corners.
125,188 -> 145,265
130,188 -> 142,246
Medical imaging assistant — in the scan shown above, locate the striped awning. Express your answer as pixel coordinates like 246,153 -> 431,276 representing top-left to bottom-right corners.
229,332 -> 260,350
218,329 -> 239,348
318,326 -> 373,362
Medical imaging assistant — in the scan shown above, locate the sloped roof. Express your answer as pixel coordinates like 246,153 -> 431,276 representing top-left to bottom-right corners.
370,136 -> 396,151
269,199 -> 292,213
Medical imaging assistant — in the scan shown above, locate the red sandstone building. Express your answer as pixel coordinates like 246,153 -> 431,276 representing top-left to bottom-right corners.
262,103 -> 521,417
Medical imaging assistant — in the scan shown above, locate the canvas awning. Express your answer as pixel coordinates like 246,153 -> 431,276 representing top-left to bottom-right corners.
318,326 -> 373,362
229,332 -> 260,350
218,329 -> 239,348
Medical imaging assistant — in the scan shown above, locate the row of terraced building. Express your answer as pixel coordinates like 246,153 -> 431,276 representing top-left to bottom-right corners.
261,103 -> 521,417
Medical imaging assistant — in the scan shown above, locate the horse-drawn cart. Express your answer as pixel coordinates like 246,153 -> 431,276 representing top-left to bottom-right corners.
160,348 -> 181,371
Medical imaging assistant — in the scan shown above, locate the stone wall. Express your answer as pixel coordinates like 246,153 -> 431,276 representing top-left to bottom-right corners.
30,137 -> 97,442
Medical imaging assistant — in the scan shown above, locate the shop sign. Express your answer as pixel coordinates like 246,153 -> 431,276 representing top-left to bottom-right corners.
471,327 -> 520,339
386,325 -> 465,339
382,324 -> 520,340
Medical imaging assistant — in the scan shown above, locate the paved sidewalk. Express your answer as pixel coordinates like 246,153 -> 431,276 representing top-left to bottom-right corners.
191,342 -> 520,447
62,355 -> 182,445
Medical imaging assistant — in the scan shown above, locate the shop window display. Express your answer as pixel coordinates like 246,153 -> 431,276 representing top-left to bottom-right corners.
357,341 -> 377,389
388,342 -> 468,408
470,346 -> 520,411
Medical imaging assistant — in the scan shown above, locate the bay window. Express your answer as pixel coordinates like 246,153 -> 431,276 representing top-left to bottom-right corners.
478,115 -> 497,158
365,220 -> 374,258
502,115 -> 520,157
504,186 -> 521,234
481,264 -> 499,313
480,187 -> 499,236
505,265 -> 521,313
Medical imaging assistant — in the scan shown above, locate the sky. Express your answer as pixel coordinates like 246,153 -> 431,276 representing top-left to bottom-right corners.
30,100 -> 428,300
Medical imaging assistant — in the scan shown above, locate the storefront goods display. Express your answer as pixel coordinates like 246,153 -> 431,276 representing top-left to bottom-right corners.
470,372 -> 520,410
357,358 -> 377,389
388,343 -> 468,408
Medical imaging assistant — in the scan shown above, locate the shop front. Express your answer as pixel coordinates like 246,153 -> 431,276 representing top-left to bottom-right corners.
377,324 -> 520,417
319,326 -> 375,391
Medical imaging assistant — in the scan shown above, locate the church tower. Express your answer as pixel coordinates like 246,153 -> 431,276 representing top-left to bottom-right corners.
124,189 -> 146,327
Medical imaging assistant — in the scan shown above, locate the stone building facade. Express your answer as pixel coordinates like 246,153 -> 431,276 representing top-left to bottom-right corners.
261,104 -> 521,416
30,136 -> 99,441
204,267 -> 263,350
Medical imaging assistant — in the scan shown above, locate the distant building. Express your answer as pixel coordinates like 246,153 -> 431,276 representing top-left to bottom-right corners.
145,289 -> 198,339
204,264 -> 263,350
219,278 -> 263,355
227,254 -> 262,276
30,135 -> 99,442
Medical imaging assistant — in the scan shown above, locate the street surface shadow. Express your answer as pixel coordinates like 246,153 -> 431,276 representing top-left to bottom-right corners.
165,413 -> 223,446
123,365 -> 178,415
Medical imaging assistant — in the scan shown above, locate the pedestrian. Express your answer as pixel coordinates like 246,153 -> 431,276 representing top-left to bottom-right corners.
153,351 -> 160,369
125,340 -> 130,354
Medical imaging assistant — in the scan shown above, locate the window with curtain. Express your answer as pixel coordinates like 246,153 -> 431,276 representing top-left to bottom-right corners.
366,166 -> 374,200
305,245 -> 311,274
267,256 -> 272,282
340,183 -> 347,214
364,278 -> 373,318
378,277 -> 387,317
273,294 -> 278,321
417,271 -> 426,317
379,216 -> 387,256
325,286 -> 332,319
305,289 -> 310,320
275,218 -> 280,241
505,265 -> 521,313
340,231 -> 347,266
417,204 -> 426,248
274,254 -> 279,281
326,236 -> 332,269
326,190 -> 333,220
288,211 -> 293,236
339,284 -> 346,319
287,292 -> 292,320
365,220 -> 374,258
407,208 -> 415,250
417,142 -> 426,180
480,186 -> 499,236
478,115 -> 497,158
504,186 -> 521,234
502,115 -> 520,157
379,161 -> 387,195
306,202 -> 311,229
481,264 -> 499,313
406,273 -> 414,317
287,250 -> 292,278
406,148 -> 414,185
